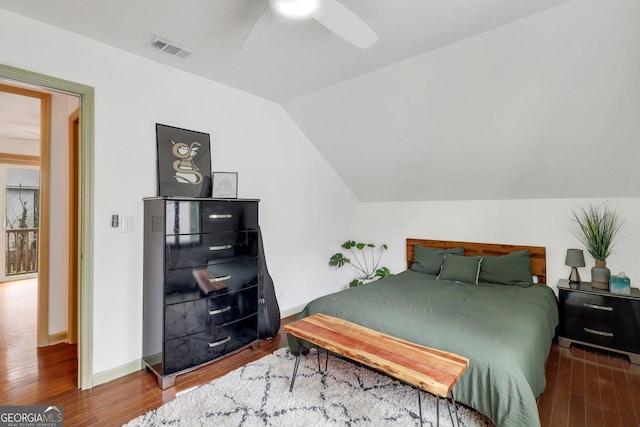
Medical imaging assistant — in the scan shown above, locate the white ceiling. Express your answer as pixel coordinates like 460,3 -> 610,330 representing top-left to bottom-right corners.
3,0 -> 639,202
0,0 -> 568,102
0,90 -> 40,141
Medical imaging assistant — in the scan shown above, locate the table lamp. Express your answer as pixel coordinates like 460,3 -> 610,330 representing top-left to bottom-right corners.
565,249 -> 585,284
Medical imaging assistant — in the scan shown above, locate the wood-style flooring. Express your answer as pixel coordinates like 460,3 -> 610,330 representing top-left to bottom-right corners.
2,279 -> 639,426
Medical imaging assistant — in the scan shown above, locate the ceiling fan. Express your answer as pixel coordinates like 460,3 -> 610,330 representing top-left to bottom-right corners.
244,0 -> 379,49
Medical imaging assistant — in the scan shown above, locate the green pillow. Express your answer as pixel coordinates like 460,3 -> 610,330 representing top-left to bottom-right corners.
411,245 -> 464,275
437,254 -> 482,285
479,250 -> 533,287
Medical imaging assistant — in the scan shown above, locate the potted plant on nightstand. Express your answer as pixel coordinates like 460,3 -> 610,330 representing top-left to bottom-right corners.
570,203 -> 624,290
329,240 -> 391,287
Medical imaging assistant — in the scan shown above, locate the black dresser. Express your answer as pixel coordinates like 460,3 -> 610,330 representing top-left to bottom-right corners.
142,197 -> 260,388
558,279 -> 640,364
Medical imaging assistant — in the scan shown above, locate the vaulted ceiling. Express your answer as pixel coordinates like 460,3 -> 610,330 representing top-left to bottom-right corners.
2,0 -> 639,201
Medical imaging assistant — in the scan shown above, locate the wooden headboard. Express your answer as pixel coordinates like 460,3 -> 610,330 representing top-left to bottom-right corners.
406,238 -> 547,285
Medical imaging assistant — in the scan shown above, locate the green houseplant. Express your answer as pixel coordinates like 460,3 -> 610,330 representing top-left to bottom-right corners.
329,240 -> 391,287
569,203 -> 624,289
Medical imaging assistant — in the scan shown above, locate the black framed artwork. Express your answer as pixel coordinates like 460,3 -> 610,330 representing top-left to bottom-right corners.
156,123 -> 212,197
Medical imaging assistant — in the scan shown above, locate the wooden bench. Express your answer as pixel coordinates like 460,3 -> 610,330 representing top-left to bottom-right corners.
283,313 -> 469,426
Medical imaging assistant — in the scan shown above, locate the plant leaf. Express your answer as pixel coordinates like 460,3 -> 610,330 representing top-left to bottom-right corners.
569,203 -> 624,261
375,267 -> 391,278
328,253 -> 350,267
342,240 -> 355,249
349,279 -> 361,287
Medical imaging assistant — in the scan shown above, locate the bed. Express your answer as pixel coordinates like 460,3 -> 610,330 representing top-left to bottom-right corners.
288,238 -> 559,427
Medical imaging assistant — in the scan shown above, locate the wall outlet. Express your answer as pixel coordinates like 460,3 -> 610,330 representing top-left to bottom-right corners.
121,216 -> 134,233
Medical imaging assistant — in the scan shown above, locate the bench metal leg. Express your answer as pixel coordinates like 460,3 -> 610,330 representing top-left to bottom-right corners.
316,347 -> 329,374
289,351 -> 302,392
417,388 -> 461,427
417,388 -> 423,427
290,347 -> 331,393
450,391 -> 461,427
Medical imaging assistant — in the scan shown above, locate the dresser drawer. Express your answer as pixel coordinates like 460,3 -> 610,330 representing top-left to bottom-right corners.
200,201 -> 258,233
205,257 -> 259,293
207,286 -> 258,327
165,200 -> 258,234
163,314 -> 258,375
560,314 -> 640,354
165,230 -> 258,269
164,286 -> 258,340
165,257 -> 258,298
164,298 -> 207,340
559,290 -> 640,325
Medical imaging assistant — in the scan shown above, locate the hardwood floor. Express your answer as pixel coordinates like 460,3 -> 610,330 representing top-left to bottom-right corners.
2,279 -> 639,426
538,340 -> 640,427
0,279 -> 292,426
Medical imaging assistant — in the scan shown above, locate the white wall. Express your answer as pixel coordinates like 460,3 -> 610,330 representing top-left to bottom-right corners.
357,197 -> 640,295
0,9 -> 358,377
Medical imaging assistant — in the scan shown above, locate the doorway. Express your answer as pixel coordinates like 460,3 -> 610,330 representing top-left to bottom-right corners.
0,65 -> 94,390
0,84 -> 50,349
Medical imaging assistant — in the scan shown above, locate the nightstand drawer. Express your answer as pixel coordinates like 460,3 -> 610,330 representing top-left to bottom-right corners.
560,314 -> 640,354
559,290 -> 640,325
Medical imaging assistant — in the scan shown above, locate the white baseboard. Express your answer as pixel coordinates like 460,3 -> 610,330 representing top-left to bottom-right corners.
280,303 -> 306,318
90,304 -> 306,387
92,359 -> 143,387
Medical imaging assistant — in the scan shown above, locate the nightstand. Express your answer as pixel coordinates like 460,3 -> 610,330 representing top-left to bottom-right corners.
557,279 -> 640,364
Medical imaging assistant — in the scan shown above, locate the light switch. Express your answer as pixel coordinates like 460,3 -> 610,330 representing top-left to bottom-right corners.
121,216 -> 134,233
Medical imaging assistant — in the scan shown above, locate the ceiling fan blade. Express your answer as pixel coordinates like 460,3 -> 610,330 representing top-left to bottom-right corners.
313,0 -> 378,49
241,4 -> 270,50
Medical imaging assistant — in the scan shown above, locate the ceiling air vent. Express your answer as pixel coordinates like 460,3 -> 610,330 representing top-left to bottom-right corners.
147,36 -> 192,59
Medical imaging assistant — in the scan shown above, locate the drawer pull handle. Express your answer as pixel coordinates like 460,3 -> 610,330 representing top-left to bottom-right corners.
209,214 -> 232,219
209,275 -> 231,283
209,306 -> 232,315
584,303 -> 613,312
209,245 -> 232,251
208,337 -> 231,348
584,327 -> 614,337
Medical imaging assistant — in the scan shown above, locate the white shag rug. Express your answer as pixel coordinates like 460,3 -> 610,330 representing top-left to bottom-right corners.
124,348 -> 493,427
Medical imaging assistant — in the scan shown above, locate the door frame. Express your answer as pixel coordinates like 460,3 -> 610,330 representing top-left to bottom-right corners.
0,83 -> 50,347
0,64 -> 95,390
68,108 -> 79,344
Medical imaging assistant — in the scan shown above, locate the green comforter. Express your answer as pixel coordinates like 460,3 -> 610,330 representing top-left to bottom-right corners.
288,270 -> 558,427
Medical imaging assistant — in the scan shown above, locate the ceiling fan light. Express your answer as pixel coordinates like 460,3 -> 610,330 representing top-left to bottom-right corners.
270,0 -> 320,20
